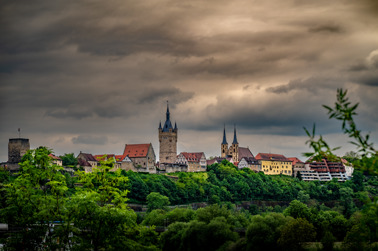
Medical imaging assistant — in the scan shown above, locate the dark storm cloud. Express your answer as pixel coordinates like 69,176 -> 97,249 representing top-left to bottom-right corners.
266,77 -> 342,94
72,135 -> 108,145
43,86 -> 193,119
308,24 -> 342,33
1,0 -> 378,161
347,50 -> 378,86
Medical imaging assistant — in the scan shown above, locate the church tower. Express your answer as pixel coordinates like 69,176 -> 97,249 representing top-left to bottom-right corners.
230,125 -> 239,162
221,125 -> 228,158
159,102 -> 178,165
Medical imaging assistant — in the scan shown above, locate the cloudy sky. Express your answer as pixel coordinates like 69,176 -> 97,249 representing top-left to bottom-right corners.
1,0 -> 378,162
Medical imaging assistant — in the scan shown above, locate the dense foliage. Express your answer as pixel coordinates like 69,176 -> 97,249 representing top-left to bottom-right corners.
0,89 -> 377,250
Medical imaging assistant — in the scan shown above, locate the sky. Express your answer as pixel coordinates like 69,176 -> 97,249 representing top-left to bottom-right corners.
1,0 -> 378,162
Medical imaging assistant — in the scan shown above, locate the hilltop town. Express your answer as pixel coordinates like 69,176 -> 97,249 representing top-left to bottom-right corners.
1,103 -> 353,182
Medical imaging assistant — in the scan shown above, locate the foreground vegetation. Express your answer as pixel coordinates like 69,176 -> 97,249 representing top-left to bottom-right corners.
0,89 -> 377,250
0,147 -> 377,250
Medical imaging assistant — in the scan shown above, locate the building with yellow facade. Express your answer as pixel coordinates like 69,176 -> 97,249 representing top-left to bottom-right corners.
255,153 -> 293,176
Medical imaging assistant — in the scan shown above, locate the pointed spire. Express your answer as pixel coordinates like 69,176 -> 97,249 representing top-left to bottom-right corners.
159,121 -> 162,129
222,124 -> 228,145
166,100 -> 170,121
174,122 -> 177,130
162,101 -> 173,132
232,124 -> 238,144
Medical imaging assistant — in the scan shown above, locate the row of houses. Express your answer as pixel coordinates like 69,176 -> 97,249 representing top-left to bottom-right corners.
73,143 -> 208,174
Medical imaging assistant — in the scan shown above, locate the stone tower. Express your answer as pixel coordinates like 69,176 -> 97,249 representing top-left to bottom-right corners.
221,125 -> 228,158
8,138 -> 30,170
159,102 -> 177,165
230,125 -> 239,162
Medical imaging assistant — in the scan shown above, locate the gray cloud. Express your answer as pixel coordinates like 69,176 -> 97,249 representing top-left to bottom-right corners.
1,0 -> 378,161
72,135 -> 108,145
308,24 -> 342,33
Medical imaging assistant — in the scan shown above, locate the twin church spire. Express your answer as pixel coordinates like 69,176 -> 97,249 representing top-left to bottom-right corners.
222,124 -> 238,145
221,124 -> 239,162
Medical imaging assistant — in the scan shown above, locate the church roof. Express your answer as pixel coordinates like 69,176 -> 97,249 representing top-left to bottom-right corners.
122,144 -> 151,158
238,147 -> 254,160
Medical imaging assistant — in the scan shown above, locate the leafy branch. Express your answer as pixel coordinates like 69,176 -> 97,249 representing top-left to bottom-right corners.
323,88 -> 376,155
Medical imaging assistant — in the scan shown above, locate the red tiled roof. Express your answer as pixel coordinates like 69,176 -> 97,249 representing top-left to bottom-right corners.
255,153 -> 291,162
48,154 -> 61,160
123,144 -> 150,158
180,152 -> 204,163
287,157 -> 303,165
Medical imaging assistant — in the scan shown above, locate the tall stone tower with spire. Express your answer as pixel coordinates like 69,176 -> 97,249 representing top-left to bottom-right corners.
159,102 -> 178,165
230,125 -> 239,162
221,125 -> 228,158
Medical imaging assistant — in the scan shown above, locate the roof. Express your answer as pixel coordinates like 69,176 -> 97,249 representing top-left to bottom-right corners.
288,157 -> 303,165
255,153 -> 291,162
162,103 -> 175,132
232,126 -> 238,144
78,158 -> 91,167
78,153 -> 97,162
222,126 -> 228,145
48,154 -> 61,160
122,144 -> 151,158
241,156 -> 259,164
238,147 -> 254,160
180,152 -> 205,163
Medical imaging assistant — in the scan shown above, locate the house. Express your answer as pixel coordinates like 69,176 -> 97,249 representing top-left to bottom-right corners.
122,143 -> 156,173
287,157 -> 305,177
176,152 -> 206,172
305,158 -> 348,182
255,153 -> 293,176
77,152 -> 98,173
238,157 -> 261,172
49,154 -> 62,166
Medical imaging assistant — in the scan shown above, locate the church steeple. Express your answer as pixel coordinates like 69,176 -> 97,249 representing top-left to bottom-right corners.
222,124 -> 228,145
232,125 -> 238,144
221,124 -> 229,158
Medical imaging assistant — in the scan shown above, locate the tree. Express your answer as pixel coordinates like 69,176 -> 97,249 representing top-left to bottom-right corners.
146,192 -> 170,212
297,190 -> 310,204
60,153 -> 78,167
284,200 -> 312,221
1,147 -> 70,250
246,213 -> 293,251
277,218 -> 316,250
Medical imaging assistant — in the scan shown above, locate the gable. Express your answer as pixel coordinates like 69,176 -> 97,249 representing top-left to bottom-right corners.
123,144 -> 151,158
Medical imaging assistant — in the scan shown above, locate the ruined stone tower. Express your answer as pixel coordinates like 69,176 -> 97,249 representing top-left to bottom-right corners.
8,138 -> 30,170
159,102 -> 177,165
